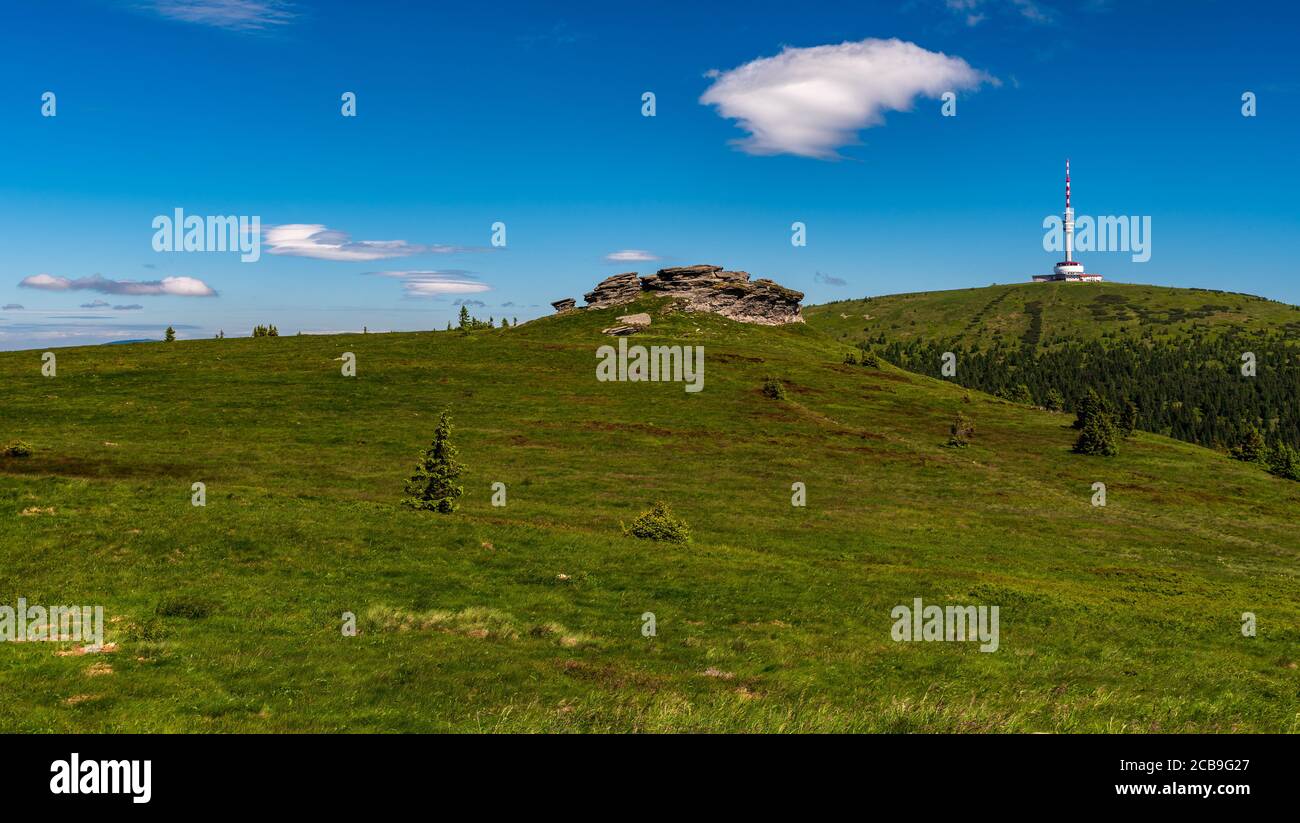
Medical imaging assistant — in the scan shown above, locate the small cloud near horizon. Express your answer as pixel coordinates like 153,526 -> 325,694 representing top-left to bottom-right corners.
266,224 -> 484,262
2,304 -> 24,310
20,273 -> 217,297
605,250 -> 660,263
815,271 -> 847,286
366,270 -> 492,297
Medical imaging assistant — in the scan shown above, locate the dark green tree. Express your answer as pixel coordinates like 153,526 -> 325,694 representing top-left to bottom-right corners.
164,326 -> 176,342
1119,399 -> 1139,437
1044,388 -> 1065,412
458,305 -> 471,330
1074,411 -> 1119,456
402,408 -> 465,512
1267,443 -> 1300,480
1006,384 -> 1034,405
1230,426 -> 1268,464
1073,389 -> 1107,430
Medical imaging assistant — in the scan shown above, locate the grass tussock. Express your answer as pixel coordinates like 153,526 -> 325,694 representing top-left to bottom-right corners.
365,606 -> 596,648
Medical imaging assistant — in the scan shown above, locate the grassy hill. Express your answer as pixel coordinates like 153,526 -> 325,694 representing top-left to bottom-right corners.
807,282 -> 1300,348
2,296 -> 1298,732
807,283 -> 1300,453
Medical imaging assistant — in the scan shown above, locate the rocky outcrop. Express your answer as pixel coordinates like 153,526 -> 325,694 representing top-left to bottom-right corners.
642,265 -> 803,325
558,264 -> 803,325
583,272 -> 643,309
550,297 -> 577,313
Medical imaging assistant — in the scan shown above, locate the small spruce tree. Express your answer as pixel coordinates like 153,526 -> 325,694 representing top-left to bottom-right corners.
164,326 -> 176,342
1074,410 -> 1119,456
1044,388 -> 1065,412
1230,426 -> 1269,464
1119,399 -> 1139,437
1267,443 -> 1300,481
402,408 -> 465,512
1072,389 -> 1107,430
623,501 -> 691,543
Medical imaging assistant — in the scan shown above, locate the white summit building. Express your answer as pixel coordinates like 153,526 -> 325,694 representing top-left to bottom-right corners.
1033,160 -> 1103,283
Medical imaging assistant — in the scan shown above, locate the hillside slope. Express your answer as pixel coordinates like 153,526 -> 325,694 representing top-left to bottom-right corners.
807,282 -> 1300,348
807,283 -> 1300,452
2,297 -> 1298,732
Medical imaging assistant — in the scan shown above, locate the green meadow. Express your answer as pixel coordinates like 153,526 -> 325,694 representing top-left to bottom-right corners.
807,281 -> 1300,348
2,295 -> 1298,732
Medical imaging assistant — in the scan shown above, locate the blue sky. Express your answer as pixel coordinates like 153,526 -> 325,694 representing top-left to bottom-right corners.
1,0 -> 1296,348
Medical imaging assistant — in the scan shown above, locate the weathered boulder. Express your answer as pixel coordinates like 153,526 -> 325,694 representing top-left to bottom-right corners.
616,313 -> 651,327
550,297 -> 577,313
641,265 -> 803,325
583,272 -> 643,309
562,264 -> 803,325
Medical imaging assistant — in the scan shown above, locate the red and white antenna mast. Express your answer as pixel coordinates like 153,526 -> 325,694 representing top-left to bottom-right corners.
1064,158 -> 1074,263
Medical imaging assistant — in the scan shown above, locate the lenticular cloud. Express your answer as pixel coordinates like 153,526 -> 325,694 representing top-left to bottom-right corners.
19,273 -> 217,297
700,38 -> 994,160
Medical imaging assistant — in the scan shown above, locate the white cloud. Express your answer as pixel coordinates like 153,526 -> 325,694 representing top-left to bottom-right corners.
19,273 -> 217,297
144,0 -> 295,31
367,270 -> 492,297
604,250 -> 660,263
700,38 -> 995,159
264,224 -> 480,262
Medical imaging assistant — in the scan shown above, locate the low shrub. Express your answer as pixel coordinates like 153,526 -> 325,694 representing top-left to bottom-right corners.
623,501 -> 691,543
947,412 -> 974,448
761,377 -> 786,400
3,440 -> 33,458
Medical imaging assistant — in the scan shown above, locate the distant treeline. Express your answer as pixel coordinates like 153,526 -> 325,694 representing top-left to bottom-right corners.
871,331 -> 1300,452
